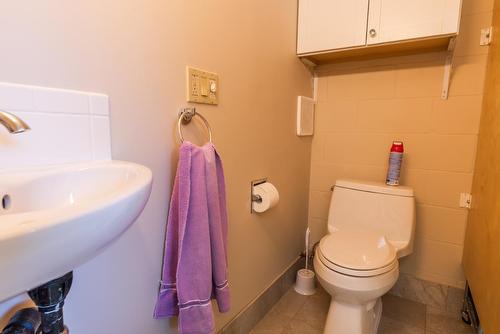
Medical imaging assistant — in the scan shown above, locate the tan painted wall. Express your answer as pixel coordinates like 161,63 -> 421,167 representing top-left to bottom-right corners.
308,0 -> 493,288
0,1 -> 312,333
463,0 -> 500,332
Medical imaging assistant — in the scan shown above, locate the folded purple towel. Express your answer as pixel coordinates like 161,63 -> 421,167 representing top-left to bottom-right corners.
154,142 -> 230,334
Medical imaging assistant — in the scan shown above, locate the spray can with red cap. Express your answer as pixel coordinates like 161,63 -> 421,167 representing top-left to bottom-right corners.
386,141 -> 404,186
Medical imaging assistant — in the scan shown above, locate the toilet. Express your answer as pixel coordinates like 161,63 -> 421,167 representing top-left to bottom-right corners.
314,179 -> 415,334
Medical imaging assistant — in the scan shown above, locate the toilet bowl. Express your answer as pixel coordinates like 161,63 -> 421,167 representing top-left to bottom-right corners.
314,179 -> 415,334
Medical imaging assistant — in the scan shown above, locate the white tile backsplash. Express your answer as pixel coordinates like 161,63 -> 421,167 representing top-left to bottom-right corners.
0,82 -> 111,169
0,83 -> 34,111
91,116 -> 112,160
33,87 -> 89,114
89,93 -> 109,116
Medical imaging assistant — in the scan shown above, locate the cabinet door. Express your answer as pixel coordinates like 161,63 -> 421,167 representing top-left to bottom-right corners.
297,0 -> 370,54
367,0 -> 462,45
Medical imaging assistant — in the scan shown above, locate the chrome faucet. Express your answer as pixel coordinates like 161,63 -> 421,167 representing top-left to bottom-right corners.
0,110 -> 30,134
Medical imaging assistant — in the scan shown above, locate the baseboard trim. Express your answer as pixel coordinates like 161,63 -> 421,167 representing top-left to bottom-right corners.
218,257 -> 304,334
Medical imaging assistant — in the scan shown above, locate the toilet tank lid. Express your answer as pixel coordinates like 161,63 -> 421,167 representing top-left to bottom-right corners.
335,179 -> 414,197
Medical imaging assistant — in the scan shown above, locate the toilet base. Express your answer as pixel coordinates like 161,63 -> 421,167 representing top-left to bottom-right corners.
323,297 -> 382,334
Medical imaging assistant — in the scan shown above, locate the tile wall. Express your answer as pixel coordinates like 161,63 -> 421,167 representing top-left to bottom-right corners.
0,82 -> 111,169
308,0 -> 494,288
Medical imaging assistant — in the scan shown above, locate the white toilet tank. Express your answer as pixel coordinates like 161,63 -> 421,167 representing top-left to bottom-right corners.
328,179 -> 416,257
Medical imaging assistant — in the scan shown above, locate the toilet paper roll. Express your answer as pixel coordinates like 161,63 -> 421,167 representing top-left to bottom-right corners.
252,182 -> 280,213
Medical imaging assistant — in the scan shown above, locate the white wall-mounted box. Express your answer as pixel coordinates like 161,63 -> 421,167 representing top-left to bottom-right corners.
297,96 -> 315,136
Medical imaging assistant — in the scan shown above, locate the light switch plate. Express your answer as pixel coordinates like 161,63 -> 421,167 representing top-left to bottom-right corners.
186,66 -> 219,105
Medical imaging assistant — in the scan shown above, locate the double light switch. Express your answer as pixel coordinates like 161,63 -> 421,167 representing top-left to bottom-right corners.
187,66 -> 219,105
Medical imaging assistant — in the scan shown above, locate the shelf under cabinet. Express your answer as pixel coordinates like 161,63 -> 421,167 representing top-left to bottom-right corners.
298,35 -> 455,66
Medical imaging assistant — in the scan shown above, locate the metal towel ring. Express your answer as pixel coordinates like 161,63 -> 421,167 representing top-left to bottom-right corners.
177,107 -> 213,143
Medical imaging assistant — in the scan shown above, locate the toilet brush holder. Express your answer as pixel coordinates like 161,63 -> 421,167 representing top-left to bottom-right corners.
294,269 -> 316,295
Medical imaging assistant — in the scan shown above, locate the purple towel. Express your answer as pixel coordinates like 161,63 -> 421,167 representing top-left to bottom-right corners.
154,142 -> 230,334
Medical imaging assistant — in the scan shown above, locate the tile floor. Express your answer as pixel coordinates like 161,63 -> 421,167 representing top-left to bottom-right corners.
250,286 -> 475,334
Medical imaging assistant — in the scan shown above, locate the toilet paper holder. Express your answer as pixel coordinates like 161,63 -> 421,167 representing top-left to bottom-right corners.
251,178 -> 267,213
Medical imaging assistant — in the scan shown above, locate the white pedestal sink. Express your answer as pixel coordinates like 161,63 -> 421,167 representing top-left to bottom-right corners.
0,160 -> 153,302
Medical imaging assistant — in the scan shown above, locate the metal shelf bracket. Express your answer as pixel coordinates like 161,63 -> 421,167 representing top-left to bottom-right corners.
441,37 -> 457,100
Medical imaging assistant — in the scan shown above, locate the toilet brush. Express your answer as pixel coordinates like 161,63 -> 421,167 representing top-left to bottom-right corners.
294,227 -> 316,295
305,227 -> 311,270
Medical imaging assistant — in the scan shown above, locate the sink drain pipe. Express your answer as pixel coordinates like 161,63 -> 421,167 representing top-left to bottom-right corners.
27,272 -> 72,334
2,272 -> 73,334
1,308 -> 40,334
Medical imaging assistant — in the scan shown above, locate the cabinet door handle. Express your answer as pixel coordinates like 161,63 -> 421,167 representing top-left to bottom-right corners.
369,29 -> 377,37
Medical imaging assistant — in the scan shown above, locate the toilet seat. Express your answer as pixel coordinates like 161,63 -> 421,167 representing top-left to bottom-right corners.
318,228 -> 397,277
318,249 -> 397,277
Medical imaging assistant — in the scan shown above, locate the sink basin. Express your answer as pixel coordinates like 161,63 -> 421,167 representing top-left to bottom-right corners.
0,160 -> 153,302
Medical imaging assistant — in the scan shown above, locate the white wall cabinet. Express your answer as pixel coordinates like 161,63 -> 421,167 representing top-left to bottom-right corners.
297,0 -> 462,57
367,0 -> 462,45
297,0 -> 370,54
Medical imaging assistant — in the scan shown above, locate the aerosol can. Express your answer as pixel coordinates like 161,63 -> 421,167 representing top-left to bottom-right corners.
386,141 -> 404,186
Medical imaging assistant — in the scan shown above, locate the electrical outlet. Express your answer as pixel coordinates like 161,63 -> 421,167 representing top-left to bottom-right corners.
480,27 -> 493,46
460,193 -> 472,209
186,66 -> 219,105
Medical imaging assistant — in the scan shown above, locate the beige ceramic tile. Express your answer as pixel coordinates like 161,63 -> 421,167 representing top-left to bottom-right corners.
416,204 -> 468,245
449,55 -> 488,96
310,134 -> 325,162
270,288 -> 308,319
432,96 -> 483,134
446,287 -> 465,316
390,273 -> 448,310
399,168 -> 427,199
426,307 -> 474,334
420,171 -> 474,208
455,12 -> 494,57
309,163 -> 345,192
249,308 -> 290,334
410,238 -> 465,286
249,326 -> 279,334
309,162 -> 387,192
326,71 -> 360,100
393,134 -> 477,172
280,318 -> 323,334
293,294 -> 329,331
327,66 -> 396,100
308,217 -> 328,246
314,99 -> 357,133
316,77 -> 328,103
410,173 -> 467,203
308,190 -> 331,220
379,316 -> 425,334
461,0 -> 494,15
309,285 -> 330,304
425,135 -> 478,172
412,272 -> 466,290
357,98 -> 433,133
323,133 -> 392,166
382,294 -> 426,329
340,163 -> 387,183
395,62 -> 444,98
